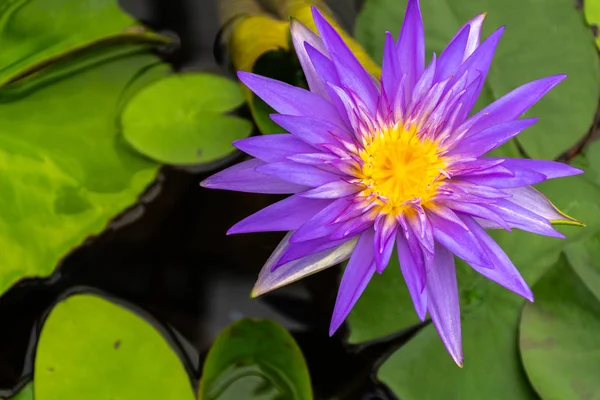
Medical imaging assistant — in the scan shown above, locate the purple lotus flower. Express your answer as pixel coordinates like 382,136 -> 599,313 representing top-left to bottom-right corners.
202,1 -> 582,365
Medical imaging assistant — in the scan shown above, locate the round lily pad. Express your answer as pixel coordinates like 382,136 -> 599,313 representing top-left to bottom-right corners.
35,294 -> 195,400
122,73 -> 253,166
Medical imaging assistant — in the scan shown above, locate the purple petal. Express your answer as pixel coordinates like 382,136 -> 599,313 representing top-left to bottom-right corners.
382,32 -> 401,104
290,20 -> 330,98
396,0 -> 425,97
449,118 -> 538,157
410,53 -> 437,108
396,231 -> 428,320
311,7 -> 379,114
297,180 -> 361,199
275,235 -> 351,269
463,13 -> 486,59
200,159 -> 308,194
252,232 -> 357,297
428,210 -> 493,268
465,74 -> 566,136
503,186 -> 581,225
374,215 -> 397,273
237,71 -> 345,127
270,114 -> 349,148
487,198 -> 565,238
426,242 -> 463,367
460,215 -> 534,301
426,203 -> 468,230
447,158 -> 506,176
496,158 -> 583,179
450,26 -> 504,115
330,51 -> 380,115
436,25 -> 470,82
329,228 -> 377,335
406,210 -> 435,254
459,169 -> 547,189
234,134 -> 316,162
291,197 -> 351,242
304,42 -> 342,91
444,200 -> 511,231
256,161 -> 343,187
304,43 -> 356,129
287,152 -> 339,165
228,196 -> 331,234
442,181 -> 511,200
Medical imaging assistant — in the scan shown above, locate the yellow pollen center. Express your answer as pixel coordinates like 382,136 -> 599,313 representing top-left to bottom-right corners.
357,124 -> 446,215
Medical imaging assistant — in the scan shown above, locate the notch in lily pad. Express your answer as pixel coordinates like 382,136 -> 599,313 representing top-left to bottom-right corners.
121,73 -> 253,168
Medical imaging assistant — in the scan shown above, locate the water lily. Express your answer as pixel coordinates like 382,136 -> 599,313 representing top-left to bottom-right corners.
201,1 -> 582,365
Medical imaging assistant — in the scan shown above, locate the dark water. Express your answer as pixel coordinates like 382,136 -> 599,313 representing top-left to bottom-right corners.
0,1 -> 419,398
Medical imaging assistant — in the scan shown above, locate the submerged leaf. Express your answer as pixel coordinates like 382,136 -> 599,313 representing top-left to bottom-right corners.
0,0 -> 168,86
199,319 -> 312,400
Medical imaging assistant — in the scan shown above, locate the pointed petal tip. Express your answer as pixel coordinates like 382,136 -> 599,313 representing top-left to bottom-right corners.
525,290 -> 534,303
554,73 -> 568,82
199,178 -> 210,188
311,4 -> 326,22
250,283 -> 269,298
446,343 -> 464,367
328,319 -> 342,336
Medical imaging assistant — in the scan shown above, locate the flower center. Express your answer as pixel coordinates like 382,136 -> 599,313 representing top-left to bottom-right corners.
357,124 -> 446,214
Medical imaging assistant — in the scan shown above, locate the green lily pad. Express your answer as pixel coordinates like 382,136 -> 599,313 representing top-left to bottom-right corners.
0,0 -> 167,86
35,294 -> 195,400
199,319 -> 312,400
355,0 -> 599,160
520,257 -> 600,400
122,73 -> 252,165
584,0 -> 600,49
0,47 -> 166,296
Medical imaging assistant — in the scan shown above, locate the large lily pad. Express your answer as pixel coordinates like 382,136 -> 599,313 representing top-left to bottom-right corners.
199,319 -> 312,400
520,257 -> 600,400
122,73 -> 252,166
0,0 -> 167,86
355,0 -> 599,160
0,48 -> 165,296
35,294 -> 194,399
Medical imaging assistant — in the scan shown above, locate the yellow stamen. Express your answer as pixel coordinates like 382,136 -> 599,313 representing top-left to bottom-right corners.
357,123 -> 446,216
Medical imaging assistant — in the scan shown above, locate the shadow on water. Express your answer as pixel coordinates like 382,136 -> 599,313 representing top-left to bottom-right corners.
0,0 -> 418,398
